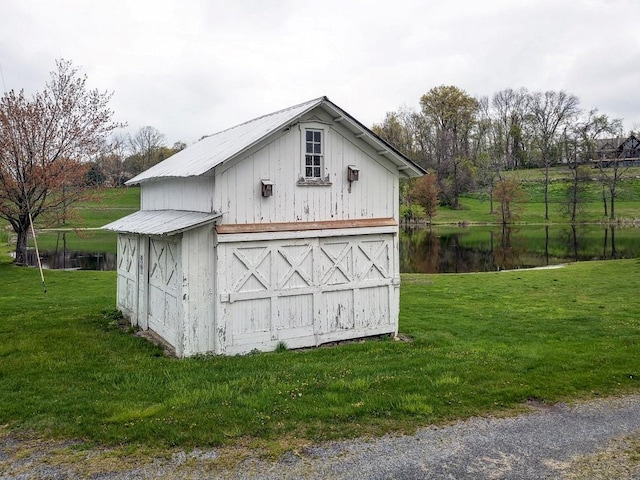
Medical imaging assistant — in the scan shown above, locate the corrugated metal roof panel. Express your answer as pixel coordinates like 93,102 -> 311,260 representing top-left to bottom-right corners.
126,97 -> 326,184
102,210 -> 221,236
125,96 -> 424,185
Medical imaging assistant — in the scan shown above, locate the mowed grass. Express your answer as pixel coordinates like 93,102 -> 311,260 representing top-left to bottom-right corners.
75,186 -> 141,228
1,252 -> 638,451
15,186 -> 140,254
434,169 -> 640,225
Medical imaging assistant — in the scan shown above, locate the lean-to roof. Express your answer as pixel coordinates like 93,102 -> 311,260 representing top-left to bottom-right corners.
102,210 -> 221,236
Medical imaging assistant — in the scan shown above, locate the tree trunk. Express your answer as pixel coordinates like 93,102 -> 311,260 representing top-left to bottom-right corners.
544,226 -> 550,266
489,185 -> 494,214
543,164 -> 550,221
571,224 -> 578,262
14,226 -> 28,265
610,191 -> 616,220
602,184 -> 608,218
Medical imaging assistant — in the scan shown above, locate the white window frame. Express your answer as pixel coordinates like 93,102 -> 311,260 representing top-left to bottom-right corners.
297,123 -> 332,186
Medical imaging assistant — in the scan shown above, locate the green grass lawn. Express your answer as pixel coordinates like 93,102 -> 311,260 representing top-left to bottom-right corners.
426,166 -> 640,225
1,251 -> 638,452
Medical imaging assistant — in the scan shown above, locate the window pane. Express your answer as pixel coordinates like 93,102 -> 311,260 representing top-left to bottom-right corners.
313,143 -> 321,153
314,131 -> 321,142
313,167 -> 321,177
306,131 -> 313,141
306,167 -> 313,177
313,156 -> 321,166
306,143 -> 313,153
305,155 -> 312,166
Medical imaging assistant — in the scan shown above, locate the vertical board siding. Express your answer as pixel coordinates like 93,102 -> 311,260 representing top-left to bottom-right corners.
324,290 -> 355,332
181,227 -> 216,356
141,177 -> 215,212
215,120 -> 399,226
360,285 -> 391,327
147,237 -> 182,352
217,233 -> 398,354
116,234 -> 138,321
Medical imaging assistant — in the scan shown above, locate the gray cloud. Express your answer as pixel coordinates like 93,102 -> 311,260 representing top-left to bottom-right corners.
1,0 -> 638,144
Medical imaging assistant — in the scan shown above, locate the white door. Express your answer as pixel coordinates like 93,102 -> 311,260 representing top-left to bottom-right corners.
147,237 -> 181,348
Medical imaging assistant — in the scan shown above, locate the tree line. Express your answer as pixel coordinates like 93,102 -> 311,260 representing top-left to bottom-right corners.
1,60 -> 636,264
373,85 -> 634,223
86,126 -> 186,187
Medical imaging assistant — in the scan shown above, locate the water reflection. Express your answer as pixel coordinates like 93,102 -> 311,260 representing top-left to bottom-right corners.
24,249 -> 117,271
400,225 -> 640,273
20,225 -> 639,273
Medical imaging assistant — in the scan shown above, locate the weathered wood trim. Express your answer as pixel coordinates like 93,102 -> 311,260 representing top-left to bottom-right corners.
217,225 -> 397,243
216,218 -> 397,234
223,324 -> 397,356
220,278 -> 395,304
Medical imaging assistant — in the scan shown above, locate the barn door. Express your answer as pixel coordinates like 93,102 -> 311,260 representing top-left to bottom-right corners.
147,237 -> 181,348
218,233 -> 397,354
116,234 -> 139,322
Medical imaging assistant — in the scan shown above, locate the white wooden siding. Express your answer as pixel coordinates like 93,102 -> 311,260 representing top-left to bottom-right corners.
214,123 -> 399,225
141,176 -> 215,212
216,233 -> 399,355
136,111 -> 400,226
147,237 -> 182,353
116,234 -> 139,322
181,227 -> 216,356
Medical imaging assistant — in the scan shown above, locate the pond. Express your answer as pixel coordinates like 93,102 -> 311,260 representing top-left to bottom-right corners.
401,224 -> 640,273
22,249 -> 117,271
21,230 -> 117,271
19,225 -> 640,273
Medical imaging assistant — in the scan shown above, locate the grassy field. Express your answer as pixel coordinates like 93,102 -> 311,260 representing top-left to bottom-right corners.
1,248 -> 638,452
5,186 -> 142,254
433,167 -> 640,225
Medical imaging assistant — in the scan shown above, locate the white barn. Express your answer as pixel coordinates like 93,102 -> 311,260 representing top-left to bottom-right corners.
103,97 -> 423,357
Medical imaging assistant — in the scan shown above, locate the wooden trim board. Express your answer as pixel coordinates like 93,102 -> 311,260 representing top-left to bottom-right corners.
216,218 -> 397,234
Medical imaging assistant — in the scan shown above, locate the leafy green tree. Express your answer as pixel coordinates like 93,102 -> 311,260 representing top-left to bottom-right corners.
419,86 -> 480,208
420,85 -> 479,169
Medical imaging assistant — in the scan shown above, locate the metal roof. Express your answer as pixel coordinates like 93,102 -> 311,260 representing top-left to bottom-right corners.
126,96 -> 424,185
102,210 -> 221,236
126,97 -> 326,184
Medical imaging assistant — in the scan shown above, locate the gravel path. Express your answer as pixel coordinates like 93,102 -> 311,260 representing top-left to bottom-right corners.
2,394 -> 639,479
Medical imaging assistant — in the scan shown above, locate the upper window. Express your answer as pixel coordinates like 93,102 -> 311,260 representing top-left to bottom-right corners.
305,129 -> 323,178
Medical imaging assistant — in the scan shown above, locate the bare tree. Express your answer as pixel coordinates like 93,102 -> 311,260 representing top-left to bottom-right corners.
528,90 -> 580,220
94,133 -> 128,186
598,148 -> 633,220
0,59 -> 124,263
564,111 -> 623,221
490,88 -> 530,170
127,125 -> 166,173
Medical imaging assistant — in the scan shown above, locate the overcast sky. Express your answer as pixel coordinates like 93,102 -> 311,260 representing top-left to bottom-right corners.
1,0 -> 639,146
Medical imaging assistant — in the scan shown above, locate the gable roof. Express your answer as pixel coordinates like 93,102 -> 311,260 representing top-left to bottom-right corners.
596,134 -> 639,158
126,96 -> 424,185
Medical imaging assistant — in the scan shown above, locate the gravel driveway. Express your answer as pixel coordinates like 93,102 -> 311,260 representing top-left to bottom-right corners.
2,394 -> 639,479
